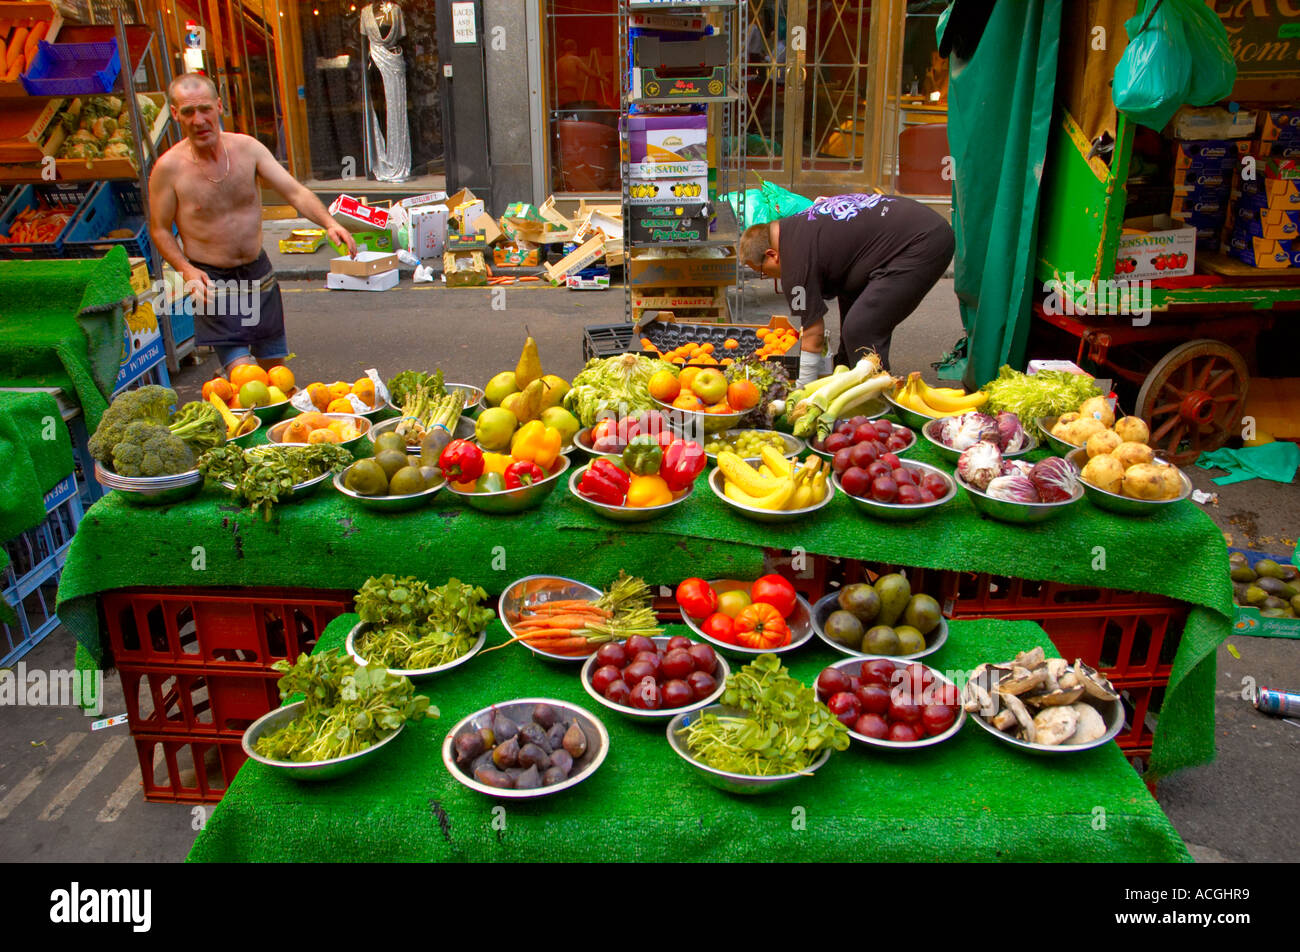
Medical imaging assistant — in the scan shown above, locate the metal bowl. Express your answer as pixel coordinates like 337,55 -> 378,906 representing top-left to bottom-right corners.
219,466 -> 334,504
806,421 -> 915,463
345,621 -> 485,681
1037,416 -> 1084,457
446,454 -> 571,513
268,413 -> 372,456
242,700 -> 405,781
653,396 -> 746,436
883,389 -> 942,430
954,471 -> 1084,524
921,417 -> 1038,464
706,465 -> 835,524
825,657 -> 966,751
94,461 -> 204,506
679,578 -> 816,658
249,392 -> 296,425
703,429 -> 805,463
1065,448 -> 1192,515
387,383 -> 484,420
833,462 -> 955,522
229,414 -> 263,448
810,591 -> 949,661
967,692 -> 1125,756
442,698 -> 609,798
369,414 -> 475,452
332,468 -> 445,512
666,704 -> 833,794
566,464 -> 693,522
580,636 -> 729,721
498,575 -> 603,663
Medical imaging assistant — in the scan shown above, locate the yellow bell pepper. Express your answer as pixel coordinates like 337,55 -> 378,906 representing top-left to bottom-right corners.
626,474 -> 672,508
481,452 -> 513,477
509,421 -> 562,469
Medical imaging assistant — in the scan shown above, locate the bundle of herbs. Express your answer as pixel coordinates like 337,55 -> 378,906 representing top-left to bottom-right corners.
352,575 -> 495,671
199,444 -> 353,520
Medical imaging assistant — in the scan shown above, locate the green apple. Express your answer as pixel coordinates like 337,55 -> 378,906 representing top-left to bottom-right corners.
692,368 -> 728,405
540,406 -> 580,447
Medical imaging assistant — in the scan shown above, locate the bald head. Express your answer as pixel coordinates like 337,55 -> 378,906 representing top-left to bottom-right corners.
168,73 -> 218,105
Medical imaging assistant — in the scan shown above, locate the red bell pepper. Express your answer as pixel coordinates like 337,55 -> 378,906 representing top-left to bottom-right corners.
438,439 -> 484,482
503,459 -> 545,488
660,439 -> 706,492
578,457 -> 631,505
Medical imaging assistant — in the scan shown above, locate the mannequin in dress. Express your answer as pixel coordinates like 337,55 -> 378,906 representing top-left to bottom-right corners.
361,2 -> 411,181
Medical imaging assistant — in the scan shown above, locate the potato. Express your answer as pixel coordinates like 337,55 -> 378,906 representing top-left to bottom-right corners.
1156,464 -> 1184,500
1064,417 -> 1106,446
1113,416 -> 1149,444
1081,454 -> 1124,494
1121,463 -> 1170,500
1079,396 -> 1116,428
1086,429 -> 1122,458
1113,441 -> 1154,469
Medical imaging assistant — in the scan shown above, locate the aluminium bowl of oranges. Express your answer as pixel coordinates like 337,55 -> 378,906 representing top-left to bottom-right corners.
268,412 -> 371,456
649,366 -> 763,435
202,364 -> 298,425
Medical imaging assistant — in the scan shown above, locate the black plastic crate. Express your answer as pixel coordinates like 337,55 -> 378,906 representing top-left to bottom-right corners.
582,320 -> 799,376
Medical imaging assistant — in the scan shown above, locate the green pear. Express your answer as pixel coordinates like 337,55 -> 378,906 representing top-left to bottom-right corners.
485,371 -> 518,407
541,406 -> 580,446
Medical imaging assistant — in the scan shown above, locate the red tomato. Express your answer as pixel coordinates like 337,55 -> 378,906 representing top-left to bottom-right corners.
732,602 -> 791,649
750,574 -> 797,619
675,578 -> 717,620
701,612 -> 735,644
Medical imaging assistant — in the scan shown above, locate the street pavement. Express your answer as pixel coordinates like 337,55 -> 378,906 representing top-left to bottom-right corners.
0,274 -> 1295,863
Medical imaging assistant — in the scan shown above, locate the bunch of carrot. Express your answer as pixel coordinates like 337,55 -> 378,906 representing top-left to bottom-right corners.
484,572 -> 662,657
3,17 -> 49,82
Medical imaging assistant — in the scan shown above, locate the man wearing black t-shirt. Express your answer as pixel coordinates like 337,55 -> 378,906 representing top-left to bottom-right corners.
739,194 -> 954,381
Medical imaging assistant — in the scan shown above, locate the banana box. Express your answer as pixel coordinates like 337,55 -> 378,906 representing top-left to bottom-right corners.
1258,110 -> 1300,143
1174,139 -> 1249,174
628,160 -> 709,206
1228,233 -> 1300,268
1171,192 -> 1227,217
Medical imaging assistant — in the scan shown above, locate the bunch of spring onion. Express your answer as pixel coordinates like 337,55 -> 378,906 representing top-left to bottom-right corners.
484,572 -> 663,657
388,369 -> 463,443
779,354 -> 896,441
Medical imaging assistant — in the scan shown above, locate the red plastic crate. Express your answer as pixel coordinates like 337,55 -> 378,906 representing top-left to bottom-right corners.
763,549 -> 835,602
119,666 -> 282,737
1114,679 -> 1163,756
937,570 -> 1175,615
132,733 -> 247,804
101,587 -> 351,671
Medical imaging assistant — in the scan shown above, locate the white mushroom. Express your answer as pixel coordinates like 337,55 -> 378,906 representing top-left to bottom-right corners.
1032,706 -> 1079,746
1025,685 -> 1085,707
991,709 -> 1018,732
1064,703 -> 1108,744
963,680 -> 995,715
1001,692 -> 1036,743
1012,647 -> 1046,668
996,665 -> 1047,696
1073,659 -> 1120,702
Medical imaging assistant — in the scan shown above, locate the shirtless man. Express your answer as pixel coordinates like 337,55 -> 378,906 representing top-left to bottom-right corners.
148,73 -> 357,373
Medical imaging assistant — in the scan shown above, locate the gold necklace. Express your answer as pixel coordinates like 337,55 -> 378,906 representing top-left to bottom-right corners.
190,138 -> 231,184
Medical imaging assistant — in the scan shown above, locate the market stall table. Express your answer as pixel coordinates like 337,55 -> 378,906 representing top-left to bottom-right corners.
184,614 -> 1190,863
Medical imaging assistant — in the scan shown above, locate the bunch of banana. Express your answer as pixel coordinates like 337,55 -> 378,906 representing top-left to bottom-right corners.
893,371 -> 988,417
718,447 -> 829,511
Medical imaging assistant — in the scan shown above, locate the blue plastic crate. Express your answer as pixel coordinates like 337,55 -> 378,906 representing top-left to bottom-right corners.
2,475 -> 83,666
0,182 -> 96,260
21,39 -> 122,96
62,181 -> 152,261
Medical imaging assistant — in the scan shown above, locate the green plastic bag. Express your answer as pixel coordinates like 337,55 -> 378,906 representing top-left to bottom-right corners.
1177,0 -> 1236,105
1113,0 -> 1190,131
722,180 -> 813,228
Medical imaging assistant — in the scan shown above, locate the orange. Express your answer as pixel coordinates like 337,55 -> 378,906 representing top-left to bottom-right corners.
328,381 -> 351,400
202,377 -> 234,403
267,365 -> 295,393
352,378 -> 377,408
679,366 -> 702,392
705,401 -> 735,415
756,328 -> 770,340
230,364 -> 268,388
298,411 -> 329,430
694,355 -> 718,366
307,382 -> 332,412
327,397 -> 355,414
648,369 -> 680,403
308,428 -> 340,444
700,343 -> 714,354
672,393 -> 705,412
723,338 -> 740,350
727,379 -> 761,411
720,357 -> 734,366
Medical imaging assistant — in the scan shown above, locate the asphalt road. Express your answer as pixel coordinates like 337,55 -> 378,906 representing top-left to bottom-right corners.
0,276 -> 1295,863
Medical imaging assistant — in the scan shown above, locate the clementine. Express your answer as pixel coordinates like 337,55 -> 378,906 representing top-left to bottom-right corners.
648,369 -> 680,403
727,379 -> 761,411
230,364 -> 268,388
267,365 -> 295,393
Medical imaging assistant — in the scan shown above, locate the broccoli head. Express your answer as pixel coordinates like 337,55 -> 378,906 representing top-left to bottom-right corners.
88,385 -> 177,465
110,421 -> 196,477
169,401 -> 227,453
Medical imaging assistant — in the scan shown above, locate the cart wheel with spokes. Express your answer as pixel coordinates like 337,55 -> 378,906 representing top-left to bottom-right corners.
1134,339 -> 1249,466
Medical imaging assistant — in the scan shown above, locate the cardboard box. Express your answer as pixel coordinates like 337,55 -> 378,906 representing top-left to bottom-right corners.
633,65 -> 727,101
627,114 -> 709,164
1233,205 -> 1300,241
406,204 -> 448,258
0,97 -> 63,163
329,230 -> 393,255
1116,216 -> 1196,279
630,212 -> 713,244
279,228 -> 326,254
544,235 -> 606,284
397,190 -> 449,209
1259,110 -> 1300,143
443,250 -> 488,287
126,256 -> 150,294
1259,156 -> 1300,181
1239,178 -> 1300,205
444,188 -> 503,244
326,268 -> 399,291
1259,140 -> 1300,160
0,2 -> 63,100
1174,167 -> 1232,189
628,251 -> 737,287
329,249 -> 398,277
566,271 -> 611,290
493,243 -> 541,267
1227,233 -> 1300,268
328,195 -> 391,231
447,231 -> 488,251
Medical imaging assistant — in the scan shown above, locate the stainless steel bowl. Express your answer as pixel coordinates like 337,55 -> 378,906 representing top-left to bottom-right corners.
883,389 -> 941,430
704,429 -> 805,463
332,468 -> 445,512
566,464 -> 693,522
967,692 -> 1125,756
229,414 -> 263,448
242,700 -> 405,781
220,466 -> 334,504
806,421 -> 915,463
1037,416 -> 1084,457
921,417 -> 1038,464
345,621 -> 485,681
446,383 -> 486,415
653,396 -> 745,435
580,636 -> 729,721
679,578 -> 816,658
955,471 -> 1084,524
250,393 -> 295,425
498,575 -> 602,663
94,461 -> 204,506
268,413 -> 372,456
833,463 -> 955,522
825,657 -> 966,751
666,704 -> 833,794
446,454 -> 570,513
707,466 -> 835,525
1065,448 -> 1192,515
442,698 -> 610,798
810,591 -> 949,661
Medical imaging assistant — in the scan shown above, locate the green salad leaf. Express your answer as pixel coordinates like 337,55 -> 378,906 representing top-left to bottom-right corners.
980,365 -> 1103,422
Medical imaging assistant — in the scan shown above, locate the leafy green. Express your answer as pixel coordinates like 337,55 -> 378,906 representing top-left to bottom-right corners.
563,354 -> 676,427
353,575 -> 495,670
726,355 -> 789,429
254,651 -> 435,763
677,653 -> 849,776
388,369 -> 446,410
980,365 -> 1103,423
199,444 -> 353,520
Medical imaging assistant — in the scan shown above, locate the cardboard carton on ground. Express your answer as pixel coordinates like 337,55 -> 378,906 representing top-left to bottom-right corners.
493,243 -> 541,267
326,268 -> 399,291
279,228 -> 327,254
544,235 -> 606,285
397,190 -> 449,209
393,204 -> 447,258
328,194 -> 391,232
445,188 -> 503,244
566,269 -> 610,290
443,250 -> 488,287
330,249 -> 398,277
1116,216 -> 1196,279
329,230 -> 393,256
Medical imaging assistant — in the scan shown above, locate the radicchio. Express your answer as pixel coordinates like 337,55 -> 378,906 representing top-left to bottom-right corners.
957,441 -> 1003,491
1001,459 -> 1033,478
995,412 -> 1029,453
1029,457 -> 1079,503
941,412 -> 998,451
985,473 -> 1041,503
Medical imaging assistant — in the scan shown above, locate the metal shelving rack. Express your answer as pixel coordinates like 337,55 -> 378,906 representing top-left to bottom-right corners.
618,0 -> 747,323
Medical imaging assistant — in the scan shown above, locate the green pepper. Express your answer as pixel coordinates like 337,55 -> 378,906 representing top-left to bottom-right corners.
621,435 -> 663,476
475,471 -> 506,493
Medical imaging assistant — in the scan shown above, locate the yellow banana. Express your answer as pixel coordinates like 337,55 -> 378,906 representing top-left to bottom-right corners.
725,475 -> 796,510
811,471 -> 828,502
718,451 -> 776,496
913,376 -> 988,414
760,445 -> 793,477
759,464 -> 775,479
789,481 -> 815,510
897,375 -> 946,418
